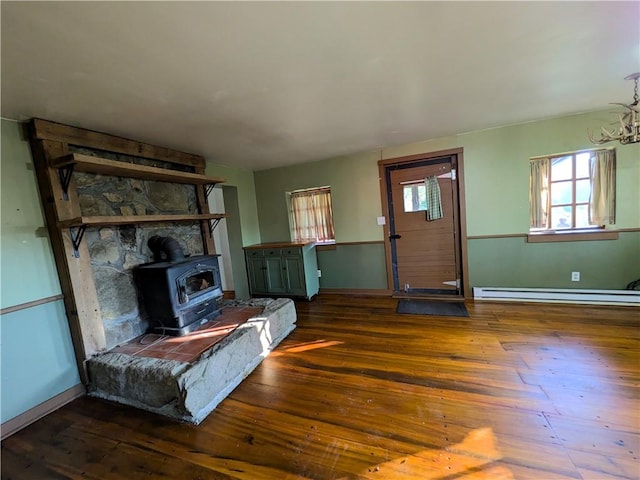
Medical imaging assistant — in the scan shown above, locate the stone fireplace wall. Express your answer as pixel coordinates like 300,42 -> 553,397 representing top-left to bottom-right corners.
72,146 -> 206,349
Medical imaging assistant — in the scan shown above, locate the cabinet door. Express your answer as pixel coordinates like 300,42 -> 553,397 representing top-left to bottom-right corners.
248,256 -> 268,294
283,255 -> 306,296
265,256 -> 287,294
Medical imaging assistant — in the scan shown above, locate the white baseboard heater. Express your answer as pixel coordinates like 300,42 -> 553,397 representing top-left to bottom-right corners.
473,287 -> 640,306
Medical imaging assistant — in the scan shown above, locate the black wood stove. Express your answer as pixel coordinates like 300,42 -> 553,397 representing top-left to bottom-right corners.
133,236 -> 223,336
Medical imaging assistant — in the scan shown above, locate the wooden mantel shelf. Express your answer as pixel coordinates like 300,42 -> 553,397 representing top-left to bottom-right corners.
52,153 -> 226,186
58,213 -> 227,229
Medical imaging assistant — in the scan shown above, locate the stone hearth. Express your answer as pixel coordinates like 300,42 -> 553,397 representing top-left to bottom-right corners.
86,298 -> 296,424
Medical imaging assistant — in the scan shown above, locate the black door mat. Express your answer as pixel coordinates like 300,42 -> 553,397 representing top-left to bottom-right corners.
396,299 -> 469,317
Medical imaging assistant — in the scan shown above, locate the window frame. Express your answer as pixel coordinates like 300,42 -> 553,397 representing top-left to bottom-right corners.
287,186 -> 336,245
547,153 -> 593,230
529,149 -> 612,236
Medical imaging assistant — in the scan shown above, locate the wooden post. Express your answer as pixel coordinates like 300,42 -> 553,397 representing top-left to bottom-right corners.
195,166 -> 216,255
29,137 -> 107,382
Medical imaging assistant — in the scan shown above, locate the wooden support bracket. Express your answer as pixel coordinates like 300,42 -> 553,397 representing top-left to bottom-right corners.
208,217 -> 223,237
69,225 -> 87,258
58,164 -> 75,200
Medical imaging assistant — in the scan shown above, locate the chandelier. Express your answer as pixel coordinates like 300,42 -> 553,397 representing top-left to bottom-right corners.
589,72 -> 640,145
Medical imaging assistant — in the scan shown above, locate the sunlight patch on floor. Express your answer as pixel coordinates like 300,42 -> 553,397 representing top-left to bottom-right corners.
270,339 -> 344,356
347,427 -> 512,479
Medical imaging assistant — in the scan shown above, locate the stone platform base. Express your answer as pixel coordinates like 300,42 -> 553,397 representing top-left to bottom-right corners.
87,298 -> 296,424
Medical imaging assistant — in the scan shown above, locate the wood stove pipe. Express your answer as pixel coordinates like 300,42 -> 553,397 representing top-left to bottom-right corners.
148,235 -> 186,263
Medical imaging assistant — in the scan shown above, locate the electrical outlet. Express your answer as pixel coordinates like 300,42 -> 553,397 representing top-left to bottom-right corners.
571,271 -> 580,282
317,269 -> 322,278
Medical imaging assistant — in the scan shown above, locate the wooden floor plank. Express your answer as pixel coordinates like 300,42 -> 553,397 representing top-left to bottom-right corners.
267,354 -> 555,413
2,296 -> 638,480
569,449 -> 640,480
544,412 -> 639,460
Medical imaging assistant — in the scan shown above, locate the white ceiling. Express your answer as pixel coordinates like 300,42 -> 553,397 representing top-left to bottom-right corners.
2,2 -> 639,171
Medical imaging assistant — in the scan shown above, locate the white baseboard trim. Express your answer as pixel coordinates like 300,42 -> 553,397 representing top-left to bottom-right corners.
473,287 -> 640,306
1,383 -> 86,440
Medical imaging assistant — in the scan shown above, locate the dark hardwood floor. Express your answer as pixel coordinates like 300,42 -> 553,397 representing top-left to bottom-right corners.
2,296 -> 639,479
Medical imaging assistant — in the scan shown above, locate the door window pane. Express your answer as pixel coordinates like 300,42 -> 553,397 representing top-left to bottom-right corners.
403,184 -> 427,212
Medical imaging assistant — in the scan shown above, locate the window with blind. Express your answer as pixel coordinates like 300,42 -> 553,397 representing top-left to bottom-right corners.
529,149 -> 616,232
288,186 -> 335,243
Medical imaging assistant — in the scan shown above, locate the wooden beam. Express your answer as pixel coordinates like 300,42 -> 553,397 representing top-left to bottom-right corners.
31,118 -> 205,169
29,139 -> 107,382
195,165 -> 216,255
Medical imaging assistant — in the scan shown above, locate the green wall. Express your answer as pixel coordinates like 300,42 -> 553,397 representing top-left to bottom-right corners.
461,111 -> 640,289
0,119 -> 81,424
254,150 -> 385,243
205,163 -> 261,246
252,110 -> 640,291
460,111 -> 640,235
1,301 -> 80,422
1,121 -> 62,306
468,232 -> 639,289
317,244 -> 388,290
254,150 -> 391,290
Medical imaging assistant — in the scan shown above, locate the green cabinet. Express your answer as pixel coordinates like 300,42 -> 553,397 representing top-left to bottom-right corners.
244,242 -> 319,300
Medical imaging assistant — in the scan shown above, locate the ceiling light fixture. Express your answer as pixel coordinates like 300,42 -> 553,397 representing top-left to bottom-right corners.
589,72 -> 640,145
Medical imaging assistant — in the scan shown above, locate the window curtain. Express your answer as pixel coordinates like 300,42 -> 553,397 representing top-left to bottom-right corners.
529,158 -> 550,229
290,188 -> 335,242
590,150 -> 616,225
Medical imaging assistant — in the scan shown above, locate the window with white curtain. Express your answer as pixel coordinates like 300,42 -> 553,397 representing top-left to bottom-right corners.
288,186 -> 335,243
529,149 -> 616,232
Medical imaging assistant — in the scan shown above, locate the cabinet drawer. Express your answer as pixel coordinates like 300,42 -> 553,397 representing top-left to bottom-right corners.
281,247 -> 301,257
265,249 -> 280,256
246,249 -> 264,257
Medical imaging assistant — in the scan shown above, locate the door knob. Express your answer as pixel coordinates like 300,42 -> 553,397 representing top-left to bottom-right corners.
389,234 -> 402,240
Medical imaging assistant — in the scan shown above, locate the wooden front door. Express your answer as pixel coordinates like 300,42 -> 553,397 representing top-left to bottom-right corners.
380,150 -> 467,297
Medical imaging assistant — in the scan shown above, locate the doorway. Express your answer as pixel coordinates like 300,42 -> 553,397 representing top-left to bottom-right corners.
378,148 -> 469,298
207,185 -> 250,299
